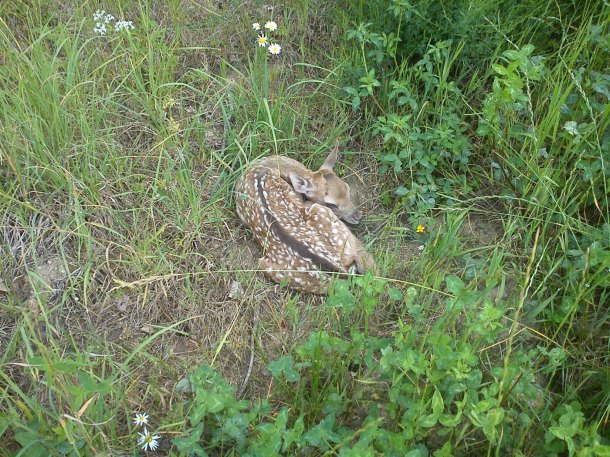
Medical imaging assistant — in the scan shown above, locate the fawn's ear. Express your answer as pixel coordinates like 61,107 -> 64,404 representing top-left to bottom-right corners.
289,172 -> 316,198
320,142 -> 339,170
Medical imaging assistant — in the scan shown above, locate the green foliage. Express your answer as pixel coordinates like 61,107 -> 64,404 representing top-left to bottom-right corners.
473,9 -> 610,420
172,274 -> 609,455
343,31 -> 473,212
0,349 -> 120,456
174,365 -> 253,455
339,0 -> 609,448
341,0 -> 578,64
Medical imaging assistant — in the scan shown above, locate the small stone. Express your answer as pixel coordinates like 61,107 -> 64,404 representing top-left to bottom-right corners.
116,295 -> 131,313
228,280 -> 243,299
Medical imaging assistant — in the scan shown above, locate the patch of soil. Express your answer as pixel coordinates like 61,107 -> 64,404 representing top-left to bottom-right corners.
461,212 -> 505,247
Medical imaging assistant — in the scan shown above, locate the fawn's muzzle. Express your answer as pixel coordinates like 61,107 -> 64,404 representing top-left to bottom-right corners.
344,210 -> 362,224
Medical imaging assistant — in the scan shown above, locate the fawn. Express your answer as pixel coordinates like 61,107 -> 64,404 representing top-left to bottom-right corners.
235,145 -> 377,294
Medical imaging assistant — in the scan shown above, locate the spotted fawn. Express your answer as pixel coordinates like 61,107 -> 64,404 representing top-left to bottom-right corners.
235,145 -> 377,294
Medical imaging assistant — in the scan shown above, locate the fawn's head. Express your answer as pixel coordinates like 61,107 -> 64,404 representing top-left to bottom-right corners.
288,145 -> 362,224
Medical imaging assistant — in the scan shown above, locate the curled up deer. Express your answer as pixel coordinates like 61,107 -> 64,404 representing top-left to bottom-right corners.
235,145 -> 377,294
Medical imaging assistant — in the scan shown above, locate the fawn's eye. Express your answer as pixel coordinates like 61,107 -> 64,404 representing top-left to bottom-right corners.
325,202 -> 338,210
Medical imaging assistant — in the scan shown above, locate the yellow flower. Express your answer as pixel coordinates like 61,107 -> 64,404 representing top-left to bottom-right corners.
257,35 -> 268,47
416,224 -> 425,234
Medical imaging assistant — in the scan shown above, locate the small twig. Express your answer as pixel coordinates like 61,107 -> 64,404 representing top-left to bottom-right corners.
238,304 -> 260,398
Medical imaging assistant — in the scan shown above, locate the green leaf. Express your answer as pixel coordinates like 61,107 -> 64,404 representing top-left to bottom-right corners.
445,275 -> 466,295
521,44 -> 535,55
439,413 -> 462,427
388,287 -> 403,301
549,426 -> 570,440
282,414 -> 305,452
327,280 -> 356,313
268,355 -> 301,382
175,377 -> 194,394
492,63 -> 508,75
481,407 -> 505,443
173,424 -> 209,457
14,431 -> 47,454
302,415 -> 342,449
476,122 -> 490,136
503,49 -> 520,60
467,370 -> 483,389
593,445 -> 610,456
395,187 -> 409,197
53,360 -> 81,373
0,417 -> 8,437
78,372 -> 111,395
223,413 -> 250,441
257,422 -> 277,435
507,60 -> 521,73
190,403 -> 208,425
205,391 -> 230,413
322,392 -> 345,415
431,390 -> 444,416
433,442 -> 454,457
56,440 -> 78,455
475,398 -> 496,413
418,413 -> 438,428
275,407 -> 288,432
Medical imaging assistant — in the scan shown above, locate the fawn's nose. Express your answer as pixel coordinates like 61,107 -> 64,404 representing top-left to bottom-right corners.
345,210 -> 362,224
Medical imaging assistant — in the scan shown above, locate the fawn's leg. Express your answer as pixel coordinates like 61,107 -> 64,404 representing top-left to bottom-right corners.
305,204 -> 378,276
336,236 -> 378,276
258,256 -> 328,294
352,246 -> 379,275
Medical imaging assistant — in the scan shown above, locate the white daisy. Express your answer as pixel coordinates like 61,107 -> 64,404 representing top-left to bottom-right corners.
256,35 -> 268,47
268,43 -> 282,55
264,21 -> 278,32
252,22 -> 261,31
133,412 -> 149,427
138,428 -> 161,452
